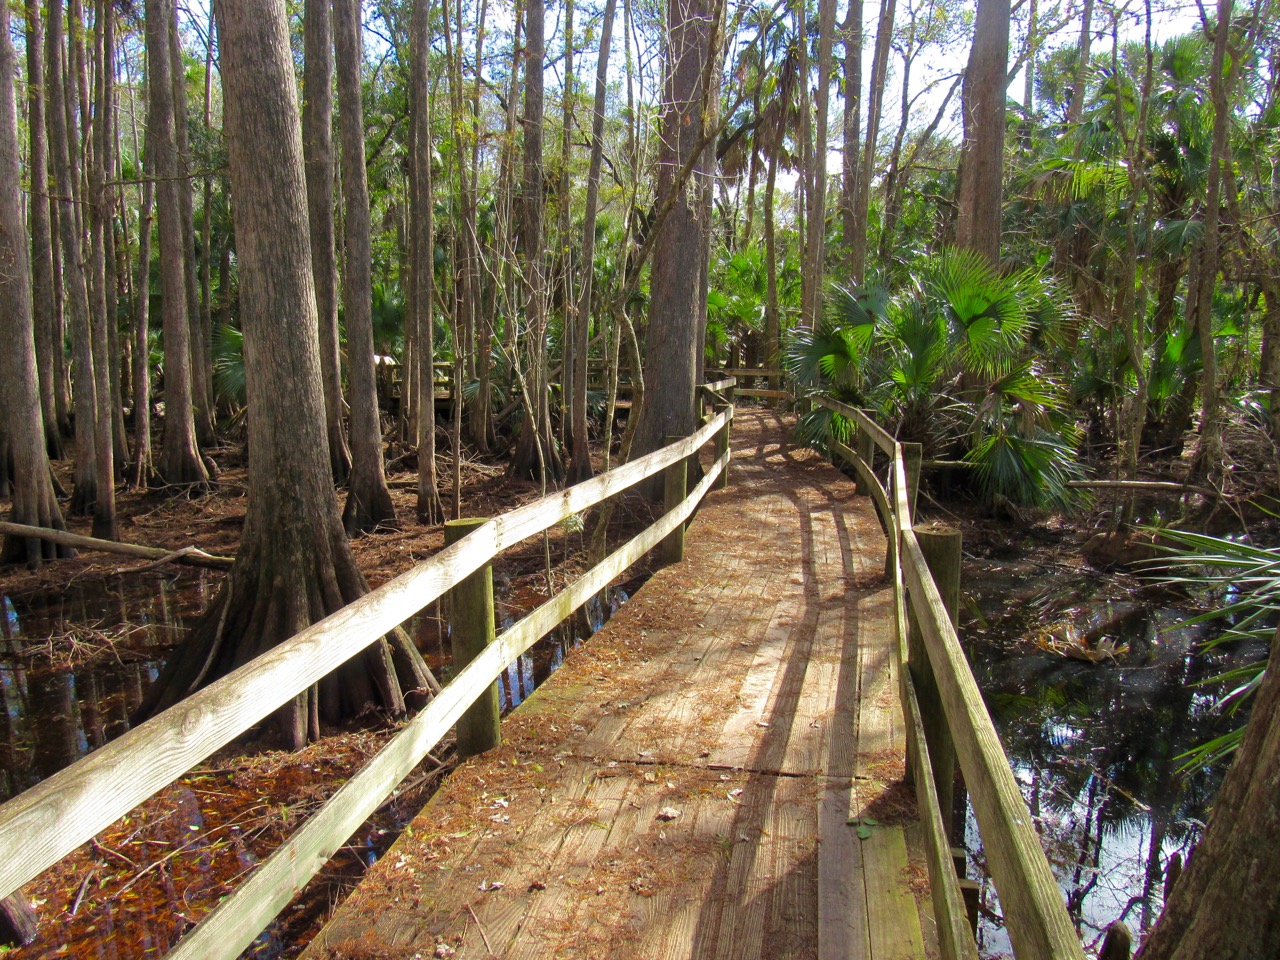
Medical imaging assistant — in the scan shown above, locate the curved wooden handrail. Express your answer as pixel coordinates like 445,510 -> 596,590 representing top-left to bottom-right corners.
824,403 -> 1084,960
0,409 -> 731,906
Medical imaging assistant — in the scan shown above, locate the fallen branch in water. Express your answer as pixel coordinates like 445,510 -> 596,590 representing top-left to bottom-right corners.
0,521 -> 234,570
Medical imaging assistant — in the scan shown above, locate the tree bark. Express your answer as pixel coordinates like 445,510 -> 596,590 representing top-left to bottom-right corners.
840,0 -> 862,275
1066,0 -> 1094,127
630,0 -> 719,466
1138,629 -> 1280,959
567,0 -> 618,484
48,0 -> 99,515
148,0 -> 209,488
410,0 -> 443,523
335,0 -> 397,533
510,0 -> 564,482
88,0 -> 119,537
170,9 -> 216,447
302,0 -> 351,484
140,0 -> 436,747
802,0 -> 836,327
25,0 -> 65,458
850,0 -> 896,284
0,0 -> 73,568
954,0 -> 1010,264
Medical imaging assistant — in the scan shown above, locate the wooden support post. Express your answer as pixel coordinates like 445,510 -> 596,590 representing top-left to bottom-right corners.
903,442 -> 923,524
444,518 -> 501,760
854,422 -> 875,496
909,522 -> 963,842
959,878 -> 981,936
713,407 -> 731,490
0,892 -> 37,947
661,435 -> 687,565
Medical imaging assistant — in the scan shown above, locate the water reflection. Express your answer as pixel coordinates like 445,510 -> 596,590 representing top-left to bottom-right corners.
962,561 -> 1261,955
0,573 -> 210,802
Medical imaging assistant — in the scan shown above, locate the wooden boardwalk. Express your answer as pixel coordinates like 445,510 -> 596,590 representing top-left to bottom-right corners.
302,410 -> 934,960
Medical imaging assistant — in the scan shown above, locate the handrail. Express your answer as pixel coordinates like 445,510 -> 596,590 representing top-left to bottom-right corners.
0,407 -> 734,923
815,396 -> 1084,960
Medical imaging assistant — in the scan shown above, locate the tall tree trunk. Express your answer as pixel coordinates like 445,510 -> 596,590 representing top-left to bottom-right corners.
88,0 -> 118,538
131,174 -> 155,487
142,0 -> 436,747
0,0 -> 73,567
48,0 -> 99,515
335,0 -> 396,532
169,10 -> 216,446
567,0 -> 618,484
802,0 -> 836,327
840,0 -> 862,274
410,0 -> 443,523
1066,0 -> 1094,127
558,0 -> 576,452
1189,0 -> 1234,478
510,0 -> 564,482
851,0 -> 896,283
764,145 -> 780,371
630,0 -> 719,464
147,0 -> 208,488
954,0 -> 1010,264
25,0 -> 65,459
302,0 -> 351,484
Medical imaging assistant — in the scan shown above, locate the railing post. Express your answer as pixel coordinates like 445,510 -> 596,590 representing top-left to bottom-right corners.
903,442 -> 923,524
713,407 -> 731,490
909,522 -> 963,842
661,435 -> 687,565
854,416 -> 875,496
444,518 -> 501,760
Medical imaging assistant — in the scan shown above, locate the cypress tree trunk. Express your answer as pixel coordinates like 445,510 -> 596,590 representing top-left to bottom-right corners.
510,0 -> 564,483
140,0 -> 437,746
0,0 -> 73,567
410,0 -> 443,523
954,0 -> 1010,264
147,0 -> 209,488
567,0 -> 617,484
630,0 -> 717,464
302,0 -> 351,485
335,0 -> 396,532
850,0 -> 895,284
24,0 -> 65,459
840,0 -> 862,275
48,0 -> 99,515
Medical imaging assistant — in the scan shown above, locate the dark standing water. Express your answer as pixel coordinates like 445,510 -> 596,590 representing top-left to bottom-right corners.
961,556 -> 1261,956
0,572 -> 216,803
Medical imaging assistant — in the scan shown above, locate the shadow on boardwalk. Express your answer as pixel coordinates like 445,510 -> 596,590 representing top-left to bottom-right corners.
301,409 -> 931,960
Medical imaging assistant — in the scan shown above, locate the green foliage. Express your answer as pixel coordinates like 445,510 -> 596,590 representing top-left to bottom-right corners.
787,247 -> 1084,509
212,322 -> 246,409
1147,531 -> 1280,770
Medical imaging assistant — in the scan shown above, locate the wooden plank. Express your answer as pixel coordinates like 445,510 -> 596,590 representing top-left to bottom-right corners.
862,826 -> 927,960
713,367 -> 783,378
901,532 -> 1083,960
830,440 -> 892,535
165,451 -> 731,960
819,780 -> 869,960
901,673 -> 980,960
735,388 -> 791,400
0,414 -> 729,904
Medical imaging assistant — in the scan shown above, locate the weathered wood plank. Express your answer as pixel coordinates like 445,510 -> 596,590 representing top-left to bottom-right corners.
819,780 -> 869,960
862,826 -> 927,960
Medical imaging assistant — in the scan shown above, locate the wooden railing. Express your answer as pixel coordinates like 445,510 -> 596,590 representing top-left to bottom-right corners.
816,397 -> 1084,960
0,387 -> 735,960
706,366 -> 790,402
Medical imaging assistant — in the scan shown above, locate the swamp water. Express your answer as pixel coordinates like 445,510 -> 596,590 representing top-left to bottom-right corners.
961,555 -> 1261,957
0,568 -> 631,959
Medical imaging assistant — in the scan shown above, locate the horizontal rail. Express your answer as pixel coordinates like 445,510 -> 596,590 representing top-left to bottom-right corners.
813,397 -> 897,457
710,367 -> 782,378
734,387 -> 791,400
0,410 -> 731,902
168,446 -> 731,960
702,376 -> 736,394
